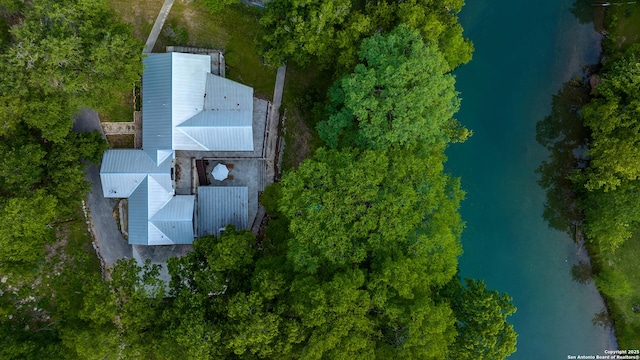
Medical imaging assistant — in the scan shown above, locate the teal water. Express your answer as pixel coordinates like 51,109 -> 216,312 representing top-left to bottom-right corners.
447,0 -> 618,358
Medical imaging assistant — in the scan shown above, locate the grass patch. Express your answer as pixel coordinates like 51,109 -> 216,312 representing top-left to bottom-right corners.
109,1 -> 276,99
99,89 -> 135,123
107,0 -> 161,42
107,134 -> 135,148
165,2 -> 276,98
603,4 -> 640,53
279,62 -> 334,170
590,236 -> 640,348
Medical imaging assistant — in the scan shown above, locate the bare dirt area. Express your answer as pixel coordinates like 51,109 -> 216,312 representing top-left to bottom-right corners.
107,134 -> 135,148
282,108 -> 314,169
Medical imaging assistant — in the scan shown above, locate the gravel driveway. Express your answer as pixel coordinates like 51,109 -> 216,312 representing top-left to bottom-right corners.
74,109 -> 132,266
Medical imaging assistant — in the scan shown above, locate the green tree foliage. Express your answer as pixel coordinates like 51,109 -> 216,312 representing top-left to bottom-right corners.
445,278 -> 518,359
594,269 -> 633,298
63,259 -> 165,359
387,0 -> 473,68
580,53 -> 640,192
0,0 -> 142,141
0,190 -> 57,264
276,147 -> 466,357
160,227 -> 304,359
261,0 -> 472,70
318,25 -> 468,150
0,0 -> 23,13
279,147 -> 463,276
575,50 -> 640,251
0,136 -> 47,195
261,0 -> 353,66
582,180 -> 640,252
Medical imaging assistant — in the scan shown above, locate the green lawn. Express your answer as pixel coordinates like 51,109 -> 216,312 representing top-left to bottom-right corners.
605,4 -> 640,53
591,236 -> 640,348
279,62 -> 333,170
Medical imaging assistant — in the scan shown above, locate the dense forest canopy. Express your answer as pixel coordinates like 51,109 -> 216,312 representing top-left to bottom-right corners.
0,0 -> 140,267
261,0 -> 473,71
0,0 -> 518,358
575,46 -> 640,253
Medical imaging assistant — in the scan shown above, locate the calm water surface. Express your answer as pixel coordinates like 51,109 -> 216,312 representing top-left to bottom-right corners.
447,0 -> 618,358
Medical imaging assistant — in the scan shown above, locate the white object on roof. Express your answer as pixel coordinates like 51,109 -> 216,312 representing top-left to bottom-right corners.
212,163 -> 229,181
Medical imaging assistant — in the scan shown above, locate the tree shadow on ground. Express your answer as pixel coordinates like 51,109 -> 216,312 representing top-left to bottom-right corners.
535,74 -> 594,237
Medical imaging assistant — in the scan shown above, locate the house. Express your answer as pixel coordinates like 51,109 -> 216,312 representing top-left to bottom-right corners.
100,52 -> 265,245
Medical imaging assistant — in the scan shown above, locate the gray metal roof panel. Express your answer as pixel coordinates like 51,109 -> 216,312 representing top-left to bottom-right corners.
101,149 -> 166,174
128,177 -> 149,245
142,53 -> 173,162
150,221 -> 194,245
100,173 -> 146,198
203,74 -> 253,111
100,150 -> 172,198
152,195 -> 195,221
197,186 -> 248,237
177,126 -> 254,151
178,110 -> 253,127
171,53 -> 210,128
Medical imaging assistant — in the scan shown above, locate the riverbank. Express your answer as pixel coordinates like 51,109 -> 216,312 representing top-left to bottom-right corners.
578,2 -> 640,349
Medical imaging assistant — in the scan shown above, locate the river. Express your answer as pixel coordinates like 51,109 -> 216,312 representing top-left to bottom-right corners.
446,0 -> 618,358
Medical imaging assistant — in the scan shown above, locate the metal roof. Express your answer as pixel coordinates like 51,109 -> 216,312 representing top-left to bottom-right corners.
99,150 -> 194,245
100,150 -> 172,198
149,195 -> 195,245
142,53 -> 254,154
142,54 -> 174,164
128,179 -> 194,245
197,187 -> 248,237
100,52 -> 259,246
128,177 -> 149,245
203,74 -> 253,111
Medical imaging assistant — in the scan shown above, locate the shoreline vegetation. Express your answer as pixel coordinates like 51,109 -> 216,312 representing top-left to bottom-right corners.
0,0 -> 520,358
559,0 -> 640,348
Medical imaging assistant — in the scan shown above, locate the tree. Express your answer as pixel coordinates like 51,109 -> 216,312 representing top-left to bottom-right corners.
445,278 -> 518,360
63,259 -> 166,359
0,190 -> 57,264
389,0 -> 473,68
44,131 -> 108,216
318,25 -> 468,150
0,0 -> 142,142
0,136 -> 47,195
580,53 -> 640,191
261,0 -> 472,70
261,0 -> 353,66
277,147 -> 465,356
163,227 -> 303,359
581,180 -> 640,252
574,50 -> 640,251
